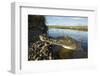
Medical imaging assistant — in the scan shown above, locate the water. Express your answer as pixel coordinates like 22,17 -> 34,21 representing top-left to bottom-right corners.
48,28 -> 88,42
47,28 -> 88,58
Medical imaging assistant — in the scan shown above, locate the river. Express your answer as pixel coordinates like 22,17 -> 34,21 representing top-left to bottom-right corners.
47,28 -> 88,58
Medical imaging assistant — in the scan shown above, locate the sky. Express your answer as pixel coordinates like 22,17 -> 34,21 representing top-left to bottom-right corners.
45,16 -> 88,26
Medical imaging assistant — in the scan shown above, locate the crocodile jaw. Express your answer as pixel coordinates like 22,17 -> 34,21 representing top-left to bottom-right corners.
39,35 -> 44,41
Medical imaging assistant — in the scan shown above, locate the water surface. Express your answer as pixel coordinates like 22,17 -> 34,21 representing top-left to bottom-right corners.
47,28 -> 88,58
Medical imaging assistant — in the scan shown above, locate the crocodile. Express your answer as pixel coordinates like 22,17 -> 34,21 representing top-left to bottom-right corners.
39,34 -> 78,50
28,34 -> 80,60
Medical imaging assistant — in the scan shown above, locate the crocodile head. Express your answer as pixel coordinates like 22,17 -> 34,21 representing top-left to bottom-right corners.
39,34 -> 48,41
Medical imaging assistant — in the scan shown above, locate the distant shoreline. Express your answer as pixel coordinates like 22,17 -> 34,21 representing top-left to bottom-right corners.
48,25 -> 88,31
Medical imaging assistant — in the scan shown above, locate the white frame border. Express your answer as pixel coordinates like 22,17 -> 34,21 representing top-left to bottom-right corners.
11,2 -> 96,74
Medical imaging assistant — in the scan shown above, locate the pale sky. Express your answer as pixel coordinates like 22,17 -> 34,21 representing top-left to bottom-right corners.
45,16 -> 88,26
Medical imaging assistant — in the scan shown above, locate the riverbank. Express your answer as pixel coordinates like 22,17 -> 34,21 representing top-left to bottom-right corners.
48,25 -> 88,31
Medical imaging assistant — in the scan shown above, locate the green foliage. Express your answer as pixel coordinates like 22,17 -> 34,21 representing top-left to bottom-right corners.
48,25 -> 88,31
